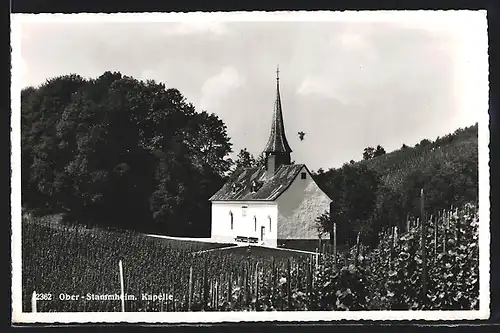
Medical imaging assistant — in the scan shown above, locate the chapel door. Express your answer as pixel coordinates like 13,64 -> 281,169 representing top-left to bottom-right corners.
260,226 -> 265,242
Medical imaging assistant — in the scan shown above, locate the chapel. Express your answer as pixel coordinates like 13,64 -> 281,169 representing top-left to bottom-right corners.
209,68 -> 331,250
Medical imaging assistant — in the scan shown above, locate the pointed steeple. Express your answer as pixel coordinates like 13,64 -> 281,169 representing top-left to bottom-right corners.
263,66 -> 293,155
263,66 -> 292,177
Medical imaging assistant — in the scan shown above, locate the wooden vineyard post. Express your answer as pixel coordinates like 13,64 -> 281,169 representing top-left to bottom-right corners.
455,209 -> 461,250
244,262 -> 250,307
188,266 -> 193,311
208,279 -> 212,310
255,262 -> 260,311
213,278 -> 217,309
216,274 -> 221,310
31,291 -> 37,313
198,271 -> 203,309
333,221 -> 337,267
286,258 -> 292,310
315,248 -> 319,269
227,270 -> 232,306
172,277 -> 176,312
355,231 -> 361,266
306,257 -> 313,310
213,279 -> 218,310
420,188 -> 428,302
202,260 -> 209,311
118,260 -> 125,312
443,210 -> 449,253
389,227 -> 395,264
271,257 -> 276,307
433,214 -> 438,260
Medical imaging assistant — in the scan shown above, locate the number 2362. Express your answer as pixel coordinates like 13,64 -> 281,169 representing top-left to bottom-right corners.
35,293 -> 52,301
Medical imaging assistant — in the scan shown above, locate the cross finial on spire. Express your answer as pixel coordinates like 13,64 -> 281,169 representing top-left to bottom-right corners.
276,65 -> 280,80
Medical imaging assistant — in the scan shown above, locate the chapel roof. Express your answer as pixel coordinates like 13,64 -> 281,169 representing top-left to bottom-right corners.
209,164 -> 306,201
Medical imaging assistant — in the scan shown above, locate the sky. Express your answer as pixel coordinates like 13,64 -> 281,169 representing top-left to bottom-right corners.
13,11 -> 489,171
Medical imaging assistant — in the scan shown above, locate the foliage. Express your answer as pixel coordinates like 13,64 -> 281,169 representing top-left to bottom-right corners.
373,145 -> 386,158
363,145 -> 386,160
313,163 -> 382,247
363,147 -> 375,160
313,258 -> 370,310
230,148 -> 265,176
383,203 -> 479,310
21,72 -> 233,236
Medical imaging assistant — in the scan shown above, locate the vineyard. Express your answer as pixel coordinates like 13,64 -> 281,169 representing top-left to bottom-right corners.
22,202 -> 479,312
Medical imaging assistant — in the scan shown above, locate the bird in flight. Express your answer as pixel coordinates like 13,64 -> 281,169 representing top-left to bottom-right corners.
298,131 -> 306,141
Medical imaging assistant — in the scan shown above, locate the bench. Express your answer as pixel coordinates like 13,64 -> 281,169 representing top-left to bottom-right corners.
235,236 -> 258,244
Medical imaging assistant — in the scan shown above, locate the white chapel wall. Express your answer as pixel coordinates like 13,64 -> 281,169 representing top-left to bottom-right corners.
211,201 -> 278,246
276,166 -> 331,241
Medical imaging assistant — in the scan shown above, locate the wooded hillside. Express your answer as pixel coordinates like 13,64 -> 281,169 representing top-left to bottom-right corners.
313,124 -> 478,248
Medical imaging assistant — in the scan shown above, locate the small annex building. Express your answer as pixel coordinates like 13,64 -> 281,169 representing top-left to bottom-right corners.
209,69 -> 332,251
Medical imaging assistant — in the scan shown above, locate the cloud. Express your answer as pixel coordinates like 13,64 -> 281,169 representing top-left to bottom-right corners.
163,22 -> 228,36
199,66 -> 244,110
296,76 -> 355,105
296,76 -> 336,99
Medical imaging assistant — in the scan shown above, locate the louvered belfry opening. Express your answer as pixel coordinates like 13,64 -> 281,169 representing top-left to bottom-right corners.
264,66 -> 292,178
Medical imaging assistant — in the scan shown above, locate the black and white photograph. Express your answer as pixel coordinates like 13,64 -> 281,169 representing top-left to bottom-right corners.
11,11 -> 490,323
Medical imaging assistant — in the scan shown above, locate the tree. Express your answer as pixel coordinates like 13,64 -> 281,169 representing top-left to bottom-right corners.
373,145 -> 386,157
234,148 -> 256,170
363,147 -> 375,160
21,72 -> 233,236
315,163 -> 382,247
419,139 -> 431,149
230,148 -> 266,176
21,74 -> 87,215
255,152 -> 266,167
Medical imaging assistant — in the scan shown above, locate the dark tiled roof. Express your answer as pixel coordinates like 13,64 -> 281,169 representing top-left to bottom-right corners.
263,80 -> 292,154
209,164 -> 305,201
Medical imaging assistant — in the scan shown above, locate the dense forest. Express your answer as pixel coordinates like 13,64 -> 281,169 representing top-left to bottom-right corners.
21,71 -> 478,247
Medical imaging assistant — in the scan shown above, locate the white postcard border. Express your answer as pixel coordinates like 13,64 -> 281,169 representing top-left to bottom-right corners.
11,10 -> 490,323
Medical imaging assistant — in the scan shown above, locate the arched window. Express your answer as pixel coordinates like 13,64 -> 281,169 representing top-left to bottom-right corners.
254,216 -> 257,232
268,216 -> 272,232
229,211 -> 234,230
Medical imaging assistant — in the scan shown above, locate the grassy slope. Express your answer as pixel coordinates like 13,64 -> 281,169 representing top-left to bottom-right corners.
358,124 -> 478,190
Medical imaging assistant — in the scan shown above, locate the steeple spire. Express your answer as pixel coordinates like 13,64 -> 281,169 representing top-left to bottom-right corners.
263,66 -> 292,176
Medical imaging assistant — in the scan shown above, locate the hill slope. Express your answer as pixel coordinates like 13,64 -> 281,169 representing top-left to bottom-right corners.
312,123 -> 478,247
360,124 -> 478,191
